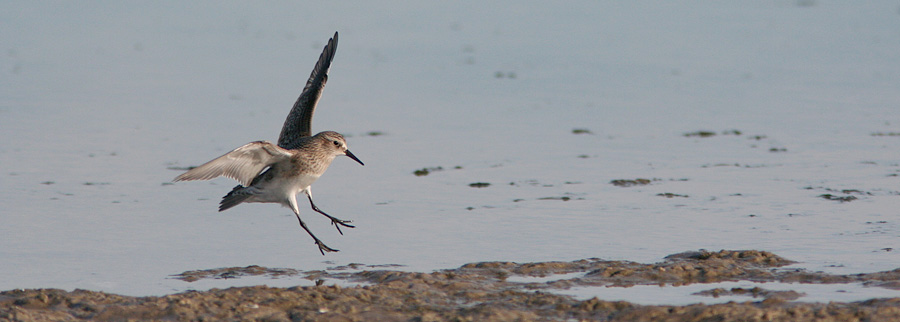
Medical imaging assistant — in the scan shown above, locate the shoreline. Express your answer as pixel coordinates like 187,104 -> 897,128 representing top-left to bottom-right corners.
5,250 -> 900,321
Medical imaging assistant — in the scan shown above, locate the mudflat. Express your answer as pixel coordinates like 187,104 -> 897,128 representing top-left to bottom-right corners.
5,250 -> 900,321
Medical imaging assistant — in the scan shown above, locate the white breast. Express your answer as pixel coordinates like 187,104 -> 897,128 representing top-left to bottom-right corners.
250,172 -> 321,204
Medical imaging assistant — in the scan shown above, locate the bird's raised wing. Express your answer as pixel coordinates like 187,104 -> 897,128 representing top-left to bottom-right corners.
278,31 -> 339,150
173,141 -> 292,187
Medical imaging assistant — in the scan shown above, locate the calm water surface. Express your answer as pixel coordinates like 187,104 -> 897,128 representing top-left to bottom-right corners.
2,2 -> 900,301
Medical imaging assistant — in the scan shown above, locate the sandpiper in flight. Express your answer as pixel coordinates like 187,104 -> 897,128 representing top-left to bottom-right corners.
174,32 -> 364,255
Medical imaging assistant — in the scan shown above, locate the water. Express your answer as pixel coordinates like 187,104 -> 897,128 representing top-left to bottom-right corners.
3,2 -> 900,300
560,280 -> 900,306
508,273 -> 900,305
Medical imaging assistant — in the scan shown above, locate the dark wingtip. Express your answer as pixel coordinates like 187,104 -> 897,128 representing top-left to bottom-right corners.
219,184 -> 250,211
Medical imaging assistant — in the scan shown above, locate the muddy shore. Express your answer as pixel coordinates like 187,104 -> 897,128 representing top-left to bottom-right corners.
4,250 -> 900,321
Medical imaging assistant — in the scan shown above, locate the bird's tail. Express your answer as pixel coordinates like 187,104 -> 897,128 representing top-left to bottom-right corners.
219,185 -> 254,211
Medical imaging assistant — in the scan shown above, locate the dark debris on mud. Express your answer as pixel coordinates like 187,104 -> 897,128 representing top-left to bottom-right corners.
413,165 -> 462,177
818,194 -> 858,203
871,132 -> 900,137
173,265 -> 303,283
610,178 -> 688,187
805,186 -> 884,203
572,128 -> 593,135
611,178 -> 653,187
657,192 -> 689,198
6,250 -> 900,321
468,182 -> 491,188
683,129 -> 742,138
413,166 -> 444,176
693,287 -> 803,301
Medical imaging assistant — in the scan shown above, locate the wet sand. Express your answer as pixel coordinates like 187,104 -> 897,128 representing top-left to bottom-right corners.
4,250 -> 900,321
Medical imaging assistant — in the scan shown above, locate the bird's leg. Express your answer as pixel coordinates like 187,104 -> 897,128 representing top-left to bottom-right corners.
307,194 -> 355,235
293,212 -> 338,255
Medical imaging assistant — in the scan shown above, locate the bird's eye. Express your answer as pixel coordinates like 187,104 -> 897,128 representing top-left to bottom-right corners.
333,140 -> 340,146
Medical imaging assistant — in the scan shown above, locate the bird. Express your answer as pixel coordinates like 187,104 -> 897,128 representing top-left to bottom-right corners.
173,32 -> 364,255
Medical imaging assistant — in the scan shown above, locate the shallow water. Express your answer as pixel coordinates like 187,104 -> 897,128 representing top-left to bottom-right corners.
508,272 -> 900,305
559,280 -> 900,306
2,2 -> 900,299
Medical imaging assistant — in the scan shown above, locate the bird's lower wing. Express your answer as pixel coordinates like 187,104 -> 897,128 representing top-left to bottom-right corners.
173,141 -> 292,186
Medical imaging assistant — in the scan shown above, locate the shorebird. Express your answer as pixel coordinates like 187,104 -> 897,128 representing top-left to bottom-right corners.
174,32 -> 364,255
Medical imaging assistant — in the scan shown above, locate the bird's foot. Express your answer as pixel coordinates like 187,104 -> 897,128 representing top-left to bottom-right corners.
315,239 -> 339,255
329,217 -> 355,235
309,202 -> 355,233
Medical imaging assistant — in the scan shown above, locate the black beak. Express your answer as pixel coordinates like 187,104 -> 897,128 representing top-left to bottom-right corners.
345,149 -> 364,166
